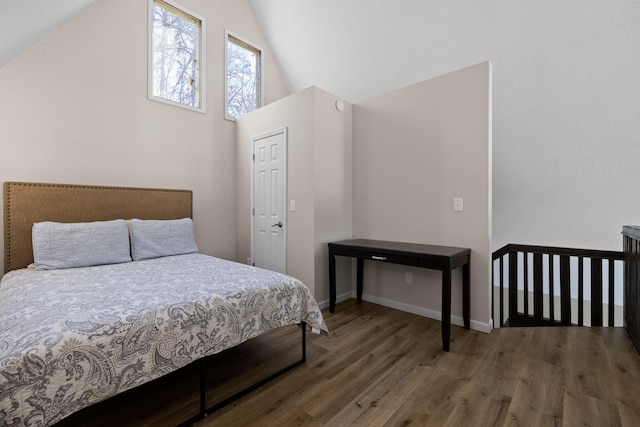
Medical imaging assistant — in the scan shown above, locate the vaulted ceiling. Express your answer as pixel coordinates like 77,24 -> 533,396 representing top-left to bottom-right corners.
0,0 -> 98,68
249,0 -> 495,102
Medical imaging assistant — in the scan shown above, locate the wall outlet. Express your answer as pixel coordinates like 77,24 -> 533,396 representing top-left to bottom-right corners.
453,197 -> 464,212
405,271 -> 413,284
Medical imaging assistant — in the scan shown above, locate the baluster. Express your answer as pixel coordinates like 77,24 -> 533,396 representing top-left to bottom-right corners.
499,256 -> 504,327
592,258 -> 603,327
533,252 -> 543,321
560,255 -> 571,325
509,251 -> 518,324
608,259 -> 615,326
579,257 -> 584,326
549,254 -> 555,323
523,252 -> 529,317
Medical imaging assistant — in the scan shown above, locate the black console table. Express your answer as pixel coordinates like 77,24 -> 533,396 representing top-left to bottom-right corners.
328,239 -> 471,351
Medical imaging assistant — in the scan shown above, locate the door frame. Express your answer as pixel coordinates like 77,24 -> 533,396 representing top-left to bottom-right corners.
250,127 -> 288,270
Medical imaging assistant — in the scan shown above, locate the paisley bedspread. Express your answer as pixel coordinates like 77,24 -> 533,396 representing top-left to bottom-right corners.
0,254 -> 328,426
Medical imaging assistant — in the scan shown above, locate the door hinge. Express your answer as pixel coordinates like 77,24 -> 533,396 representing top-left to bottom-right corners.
252,154 -> 255,161
252,208 -> 255,216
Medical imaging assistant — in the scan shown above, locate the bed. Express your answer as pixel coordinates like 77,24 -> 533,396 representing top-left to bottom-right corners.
0,182 -> 328,426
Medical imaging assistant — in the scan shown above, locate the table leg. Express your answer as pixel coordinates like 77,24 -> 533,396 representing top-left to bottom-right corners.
463,260 -> 470,330
356,258 -> 364,301
329,251 -> 336,313
442,268 -> 452,352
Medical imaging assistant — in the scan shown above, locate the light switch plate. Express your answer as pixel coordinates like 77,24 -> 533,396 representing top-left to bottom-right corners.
289,199 -> 296,212
453,198 -> 463,212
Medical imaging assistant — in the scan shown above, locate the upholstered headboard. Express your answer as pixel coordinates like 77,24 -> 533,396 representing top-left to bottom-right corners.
3,182 -> 193,273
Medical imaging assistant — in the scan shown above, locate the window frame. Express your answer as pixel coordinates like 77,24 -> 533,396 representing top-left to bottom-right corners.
148,0 -> 206,113
225,29 -> 264,121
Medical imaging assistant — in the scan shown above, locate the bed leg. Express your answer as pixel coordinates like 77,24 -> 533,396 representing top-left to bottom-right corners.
199,358 -> 207,418
301,321 -> 307,363
177,324 -> 307,426
175,358 -> 208,427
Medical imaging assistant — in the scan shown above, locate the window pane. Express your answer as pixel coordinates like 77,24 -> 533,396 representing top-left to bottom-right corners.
152,0 -> 201,109
227,35 -> 261,119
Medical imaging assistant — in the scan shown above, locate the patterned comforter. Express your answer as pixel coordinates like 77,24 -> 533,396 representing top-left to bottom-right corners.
0,254 -> 328,426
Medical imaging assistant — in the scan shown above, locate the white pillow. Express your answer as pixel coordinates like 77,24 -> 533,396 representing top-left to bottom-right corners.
32,219 -> 132,270
128,218 -> 198,261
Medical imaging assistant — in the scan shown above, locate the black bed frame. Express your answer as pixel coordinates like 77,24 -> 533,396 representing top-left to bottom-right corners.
177,322 -> 306,426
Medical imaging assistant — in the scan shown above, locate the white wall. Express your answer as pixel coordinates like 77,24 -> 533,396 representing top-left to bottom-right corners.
312,88 -> 353,303
0,0 -> 290,276
250,0 -> 640,253
235,87 -> 353,301
236,89 -> 315,289
352,62 -> 492,330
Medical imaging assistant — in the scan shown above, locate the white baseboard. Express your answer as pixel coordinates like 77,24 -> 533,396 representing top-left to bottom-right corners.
317,291 -> 352,310
318,291 -> 493,334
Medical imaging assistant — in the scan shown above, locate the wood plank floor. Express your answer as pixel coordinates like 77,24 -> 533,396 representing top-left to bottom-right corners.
57,299 -> 640,426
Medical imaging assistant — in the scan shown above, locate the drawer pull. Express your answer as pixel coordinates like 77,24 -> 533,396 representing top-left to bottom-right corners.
371,255 -> 387,261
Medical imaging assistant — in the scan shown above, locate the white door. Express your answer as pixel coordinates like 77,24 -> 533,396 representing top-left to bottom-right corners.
252,129 -> 287,273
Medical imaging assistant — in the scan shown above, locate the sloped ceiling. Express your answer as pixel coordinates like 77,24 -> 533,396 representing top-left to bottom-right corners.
0,0 -> 98,68
249,0 -> 499,103
249,0 -> 638,106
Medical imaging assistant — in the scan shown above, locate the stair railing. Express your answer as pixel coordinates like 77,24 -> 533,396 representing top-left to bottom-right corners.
493,244 -> 624,327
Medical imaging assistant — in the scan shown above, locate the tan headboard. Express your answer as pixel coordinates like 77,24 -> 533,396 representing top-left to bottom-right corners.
3,182 -> 193,273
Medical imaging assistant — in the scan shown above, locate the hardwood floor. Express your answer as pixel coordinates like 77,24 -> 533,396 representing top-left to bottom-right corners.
57,299 -> 640,426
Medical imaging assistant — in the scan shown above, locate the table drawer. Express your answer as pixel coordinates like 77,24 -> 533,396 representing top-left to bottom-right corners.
365,252 -> 420,266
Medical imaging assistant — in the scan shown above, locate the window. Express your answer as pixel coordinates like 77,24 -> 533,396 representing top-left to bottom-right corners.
148,0 -> 205,112
225,31 -> 262,120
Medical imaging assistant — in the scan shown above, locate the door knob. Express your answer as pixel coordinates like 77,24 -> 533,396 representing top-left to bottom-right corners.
271,221 -> 283,228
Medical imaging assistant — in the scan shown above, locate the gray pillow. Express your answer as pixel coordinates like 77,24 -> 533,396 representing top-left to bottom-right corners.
32,219 -> 132,270
129,218 -> 198,261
